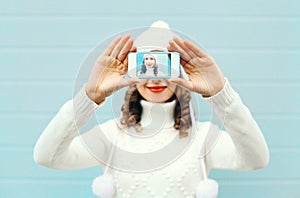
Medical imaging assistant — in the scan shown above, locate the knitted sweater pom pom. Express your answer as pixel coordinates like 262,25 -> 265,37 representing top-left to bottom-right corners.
92,173 -> 115,198
196,179 -> 219,198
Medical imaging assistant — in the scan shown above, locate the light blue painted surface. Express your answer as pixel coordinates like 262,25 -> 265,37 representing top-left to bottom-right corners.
1,1 -> 300,197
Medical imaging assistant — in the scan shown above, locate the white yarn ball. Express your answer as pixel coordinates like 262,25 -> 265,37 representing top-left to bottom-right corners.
196,179 -> 219,198
92,173 -> 115,198
150,20 -> 170,29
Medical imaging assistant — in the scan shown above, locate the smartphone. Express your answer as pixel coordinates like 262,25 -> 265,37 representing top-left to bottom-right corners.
127,52 -> 180,79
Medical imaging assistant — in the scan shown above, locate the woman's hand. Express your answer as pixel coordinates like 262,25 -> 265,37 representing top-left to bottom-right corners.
85,35 -> 138,104
167,37 -> 226,97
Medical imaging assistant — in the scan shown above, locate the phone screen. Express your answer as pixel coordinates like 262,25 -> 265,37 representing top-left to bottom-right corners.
136,52 -> 171,78
127,52 -> 180,79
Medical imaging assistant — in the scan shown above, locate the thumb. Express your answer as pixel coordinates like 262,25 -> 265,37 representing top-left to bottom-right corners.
169,78 -> 193,92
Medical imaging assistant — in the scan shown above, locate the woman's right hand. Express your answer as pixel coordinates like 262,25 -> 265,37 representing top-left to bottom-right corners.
85,35 -> 138,104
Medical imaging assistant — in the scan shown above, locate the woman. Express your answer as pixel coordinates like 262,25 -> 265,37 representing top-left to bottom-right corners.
139,54 -> 158,77
34,24 -> 269,197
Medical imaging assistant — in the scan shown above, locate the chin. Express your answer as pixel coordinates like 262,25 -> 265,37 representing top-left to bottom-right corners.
142,89 -> 174,103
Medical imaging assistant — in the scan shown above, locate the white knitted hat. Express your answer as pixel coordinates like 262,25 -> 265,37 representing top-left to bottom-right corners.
135,20 -> 187,79
135,20 -> 176,52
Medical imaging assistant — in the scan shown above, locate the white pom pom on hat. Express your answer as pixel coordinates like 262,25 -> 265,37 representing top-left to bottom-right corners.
150,20 -> 170,29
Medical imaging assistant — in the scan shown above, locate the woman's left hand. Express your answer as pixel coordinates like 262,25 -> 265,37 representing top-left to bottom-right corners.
167,37 -> 226,97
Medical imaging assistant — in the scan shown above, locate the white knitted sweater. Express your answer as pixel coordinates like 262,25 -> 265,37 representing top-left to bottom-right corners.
34,81 -> 269,197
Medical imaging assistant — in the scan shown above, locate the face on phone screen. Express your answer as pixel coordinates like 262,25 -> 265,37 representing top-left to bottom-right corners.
136,53 -> 171,78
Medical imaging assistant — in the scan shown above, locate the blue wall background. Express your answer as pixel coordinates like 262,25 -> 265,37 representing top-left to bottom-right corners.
1,1 -> 299,197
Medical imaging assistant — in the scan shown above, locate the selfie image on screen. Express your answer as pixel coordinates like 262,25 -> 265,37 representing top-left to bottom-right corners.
136,53 -> 171,78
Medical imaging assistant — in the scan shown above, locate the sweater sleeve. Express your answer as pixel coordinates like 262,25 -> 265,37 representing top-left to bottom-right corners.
204,79 -> 270,171
33,86 -> 109,170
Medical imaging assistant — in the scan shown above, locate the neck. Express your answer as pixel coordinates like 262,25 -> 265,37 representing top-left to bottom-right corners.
140,99 -> 176,130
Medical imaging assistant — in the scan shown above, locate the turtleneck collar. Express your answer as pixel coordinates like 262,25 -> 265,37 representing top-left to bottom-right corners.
140,99 -> 176,130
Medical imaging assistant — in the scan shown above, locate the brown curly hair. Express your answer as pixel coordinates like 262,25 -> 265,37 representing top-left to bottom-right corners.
120,84 -> 192,138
